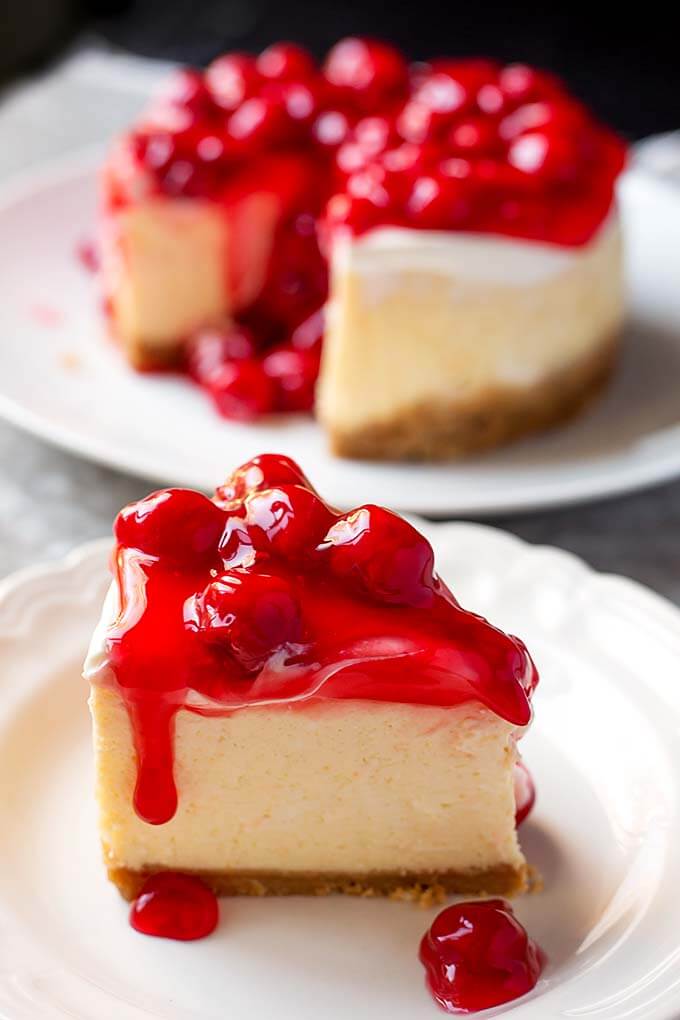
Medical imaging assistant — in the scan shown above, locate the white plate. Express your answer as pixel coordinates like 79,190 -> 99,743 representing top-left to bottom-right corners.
1,153 -> 680,516
1,526 -> 680,1019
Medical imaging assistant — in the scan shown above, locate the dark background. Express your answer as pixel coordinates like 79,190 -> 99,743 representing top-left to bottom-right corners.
2,1 -> 678,140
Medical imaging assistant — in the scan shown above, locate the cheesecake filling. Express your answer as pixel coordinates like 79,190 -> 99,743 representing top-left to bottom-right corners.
318,213 -> 624,439
90,690 -> 526,877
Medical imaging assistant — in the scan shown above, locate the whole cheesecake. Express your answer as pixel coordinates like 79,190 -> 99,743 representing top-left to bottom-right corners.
101,40 -> 626,458
84,454 -> 538,900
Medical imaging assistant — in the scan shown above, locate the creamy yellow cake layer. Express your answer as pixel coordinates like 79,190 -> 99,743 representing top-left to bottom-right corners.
90,686 -> 526,881
102,175 -> 282,369
317,217 -> 624,457
102,198 -> 228,365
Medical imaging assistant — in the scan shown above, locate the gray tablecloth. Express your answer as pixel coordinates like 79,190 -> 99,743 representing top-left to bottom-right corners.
1,45 -> 679,603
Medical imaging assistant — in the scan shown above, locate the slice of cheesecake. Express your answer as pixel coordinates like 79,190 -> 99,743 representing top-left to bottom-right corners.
99,40 -> 627,456
84,454 -> 538,901
318,216 -> 623,458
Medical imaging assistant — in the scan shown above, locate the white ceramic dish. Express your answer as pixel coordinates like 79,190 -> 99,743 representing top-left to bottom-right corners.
1,526 -> 679,1018
0,152 -> 680,516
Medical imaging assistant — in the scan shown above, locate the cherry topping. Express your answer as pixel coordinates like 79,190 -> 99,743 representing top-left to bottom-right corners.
354,115 -> 396,155
319,505 -> 436,607
514,758 -> 536,825
290,307 -> 324,352
130,873 -> 219,941
227,96 -> 289,152
508,129 -> 581,182
114,489 -> 225,567
208,359 -> 276,420
263,346 -> 320,412
499,63 -> 560,104
159,69 -> 215,117
324,37 -> 408,109
186,324 -> 257,383
215,453 -> 313,505
420,900 -> 544,1013
245,484 -> 335,558
206,53 -> 260,111
448,117 -> 501,157
499,98 -> 585,140
312,109 -> 351,149
257,42 -> 315,81
407,173 -> 471,228
197,570 -> 304,671
162,158 -> 218,199
413,70 -> 469,118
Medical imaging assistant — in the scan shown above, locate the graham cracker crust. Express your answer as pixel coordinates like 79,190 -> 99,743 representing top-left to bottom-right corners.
329,331 -> 620,461
123,335 -> 187,372
108,862 -> 528,903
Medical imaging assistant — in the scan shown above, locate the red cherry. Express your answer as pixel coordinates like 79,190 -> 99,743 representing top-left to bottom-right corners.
319,505 -> 436,607
276,81 -> 318,124
130,873 -> 218,941
312,109 -> 352,149
186,325 -> 258,383
397,84 -> 465,144
448,117 -> 501,157
324,192 -> 384,234
206,53 -> 260,111
499,98 -> 585,141
439,155 -> 473,180
256,42 -> 315,81
227,96 -> 289,151
335,141 -> 370,177
477,82 -> 506,115
499,63 -> 561,104
508,129 -> 582,182
114,489 -> 225,566
215,454 -> 313,505
137,131 -> 175,172
431,57 -> 500,94
470,157 -> 540,193
420,900 -> 544,1013
380,142 -> 428,175
346,167 -> 390,204
407,173 -> 471,228
354,115 -> 396,155
263,346 -> 320,412
596,127 -> 627,180
514,759 -> 536,826
414,71 -> 469,116
245,484 -> 336,558
323,37 -> 408,109
161,159 -> 217,199
291,307 -> 324,352
207,359 -> 276,421
197,570 -> 304,671
159,69 -> 215,118
259,227 -> 327,330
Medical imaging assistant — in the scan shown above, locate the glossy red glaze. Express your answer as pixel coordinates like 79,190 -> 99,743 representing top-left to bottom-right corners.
130,873 -> 219,940
207,359 -> 276,420
100,455 -> 538,826
419,899 -> 545,1013
109,37 -> 625,247
105,39 -> 626,420
514,758 -> 536,826
186,325 -> 258,383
